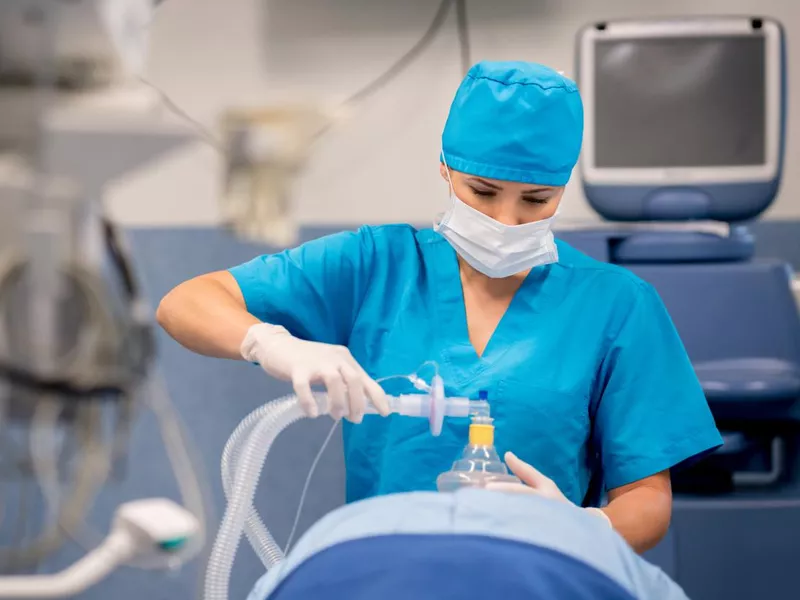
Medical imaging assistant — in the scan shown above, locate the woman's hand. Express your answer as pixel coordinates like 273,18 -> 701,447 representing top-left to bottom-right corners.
487,452 -> 571,503
240,323 -> 389,423
487,452 -> 612,527
158,271 -> 390,423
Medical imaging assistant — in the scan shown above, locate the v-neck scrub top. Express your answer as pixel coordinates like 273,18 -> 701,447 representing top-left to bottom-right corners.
229,224 -> 722,505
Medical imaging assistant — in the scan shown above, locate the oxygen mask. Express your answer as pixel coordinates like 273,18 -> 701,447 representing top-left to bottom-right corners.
436,393 -> 519,492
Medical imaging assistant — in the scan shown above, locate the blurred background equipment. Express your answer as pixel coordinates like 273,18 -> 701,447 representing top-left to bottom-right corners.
1,1 -> 799,599
0,0 -> 475,596
559,15 -> 800,600
219,103 -> 343,246
217,0 -> 469,246
0,1 -> 206,596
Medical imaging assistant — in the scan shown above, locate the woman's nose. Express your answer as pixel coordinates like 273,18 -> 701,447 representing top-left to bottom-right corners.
490,201 -> 522,226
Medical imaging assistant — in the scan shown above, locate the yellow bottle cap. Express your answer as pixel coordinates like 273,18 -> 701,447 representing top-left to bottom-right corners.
469,423 -> 494,446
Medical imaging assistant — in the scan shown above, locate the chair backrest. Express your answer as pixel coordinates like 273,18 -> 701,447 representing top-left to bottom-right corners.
629,260 -> 800,364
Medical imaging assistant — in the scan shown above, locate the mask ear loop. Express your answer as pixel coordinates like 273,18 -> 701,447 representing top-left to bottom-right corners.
442,153 -> 455,194
437,152 -> 457,229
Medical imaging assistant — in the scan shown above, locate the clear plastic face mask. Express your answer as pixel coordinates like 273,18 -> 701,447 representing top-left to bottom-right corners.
436,412 -> 519,492
435,444 -> 520,491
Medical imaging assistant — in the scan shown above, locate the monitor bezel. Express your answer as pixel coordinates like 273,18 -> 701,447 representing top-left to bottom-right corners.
579,18 -> 782,186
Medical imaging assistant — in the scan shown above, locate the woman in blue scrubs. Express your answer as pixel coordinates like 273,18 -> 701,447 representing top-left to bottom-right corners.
157,61 -> 722,553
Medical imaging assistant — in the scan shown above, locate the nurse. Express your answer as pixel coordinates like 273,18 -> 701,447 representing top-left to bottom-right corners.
157,61 -> 722,554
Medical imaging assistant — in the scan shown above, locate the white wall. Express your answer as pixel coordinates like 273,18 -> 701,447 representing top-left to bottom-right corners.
107,0 -> 800,226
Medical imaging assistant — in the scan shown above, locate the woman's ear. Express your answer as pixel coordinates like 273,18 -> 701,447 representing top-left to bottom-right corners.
439,162 -> 449,181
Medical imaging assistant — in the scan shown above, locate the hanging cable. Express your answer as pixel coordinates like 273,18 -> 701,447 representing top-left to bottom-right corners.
138,75 -> 227,154
100,218 -> 139,301
455,0 -> 472,76
344,0 -> 456,106
146,0 -> 459,152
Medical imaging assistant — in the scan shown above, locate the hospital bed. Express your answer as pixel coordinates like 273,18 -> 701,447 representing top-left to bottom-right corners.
557,15 -> 800,600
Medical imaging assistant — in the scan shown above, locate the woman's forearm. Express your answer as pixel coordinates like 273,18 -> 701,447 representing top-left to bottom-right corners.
602,485 -> 672,553
156,271 -> 261,360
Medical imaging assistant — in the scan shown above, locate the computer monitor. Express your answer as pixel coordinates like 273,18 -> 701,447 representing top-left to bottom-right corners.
576,17 -> 786,222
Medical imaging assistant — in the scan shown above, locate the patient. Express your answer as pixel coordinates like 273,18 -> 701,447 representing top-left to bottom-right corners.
248,489 -> 690,600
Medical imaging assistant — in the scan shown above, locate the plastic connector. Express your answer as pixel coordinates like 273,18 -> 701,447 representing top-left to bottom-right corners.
366,376 -> 491,436
407,374 -> 431,392
429,375 -> 446,436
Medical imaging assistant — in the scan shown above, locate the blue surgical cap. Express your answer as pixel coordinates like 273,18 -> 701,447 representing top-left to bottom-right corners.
441,61 -> 584,186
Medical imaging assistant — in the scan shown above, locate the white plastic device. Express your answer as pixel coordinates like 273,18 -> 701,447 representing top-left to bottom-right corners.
0,498 -> 199,599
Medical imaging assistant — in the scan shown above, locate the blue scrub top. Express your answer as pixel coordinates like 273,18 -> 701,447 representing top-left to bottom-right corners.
230,225 -> 722,505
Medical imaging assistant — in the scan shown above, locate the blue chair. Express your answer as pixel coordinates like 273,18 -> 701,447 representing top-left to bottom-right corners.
563,16 -> 800,600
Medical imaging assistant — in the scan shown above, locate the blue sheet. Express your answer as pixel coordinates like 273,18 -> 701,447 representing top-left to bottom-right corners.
266,535 -> 637,600
247,489 -> 689,600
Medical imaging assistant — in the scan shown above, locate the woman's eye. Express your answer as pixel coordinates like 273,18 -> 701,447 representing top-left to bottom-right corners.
470,188 -> 495,197
523,196 -> 550,205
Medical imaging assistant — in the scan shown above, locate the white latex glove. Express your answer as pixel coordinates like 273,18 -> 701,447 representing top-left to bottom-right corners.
240,323 -> 390,423
487,452 -> 612,527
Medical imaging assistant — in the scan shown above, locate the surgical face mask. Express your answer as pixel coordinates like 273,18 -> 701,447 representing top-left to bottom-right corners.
434,161 -> 559,278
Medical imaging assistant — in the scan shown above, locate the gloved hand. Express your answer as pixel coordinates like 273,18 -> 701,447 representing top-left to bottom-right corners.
487,452 -> 612,527
240,323 -> 390,423
487,452 -> 570,502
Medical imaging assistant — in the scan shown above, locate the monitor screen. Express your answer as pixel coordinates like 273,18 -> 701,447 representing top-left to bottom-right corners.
593,36 -> 766,169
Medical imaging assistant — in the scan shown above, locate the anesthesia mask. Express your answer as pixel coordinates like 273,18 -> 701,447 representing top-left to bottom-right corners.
436,392 -> 520,492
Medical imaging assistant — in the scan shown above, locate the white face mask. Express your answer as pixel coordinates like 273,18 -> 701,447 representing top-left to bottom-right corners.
434,161 -> 559,278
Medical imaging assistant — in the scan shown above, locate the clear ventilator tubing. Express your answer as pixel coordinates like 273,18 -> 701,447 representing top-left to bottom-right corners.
219,391 -> 493,570
207,383 -> 492,600
204,395 -> 305,600
219,392 -> 432,569
219,400 -> 294,568
219,391 -> 330,568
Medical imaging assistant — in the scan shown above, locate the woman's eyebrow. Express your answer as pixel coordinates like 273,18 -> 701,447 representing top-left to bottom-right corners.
468,177 -> 503,190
